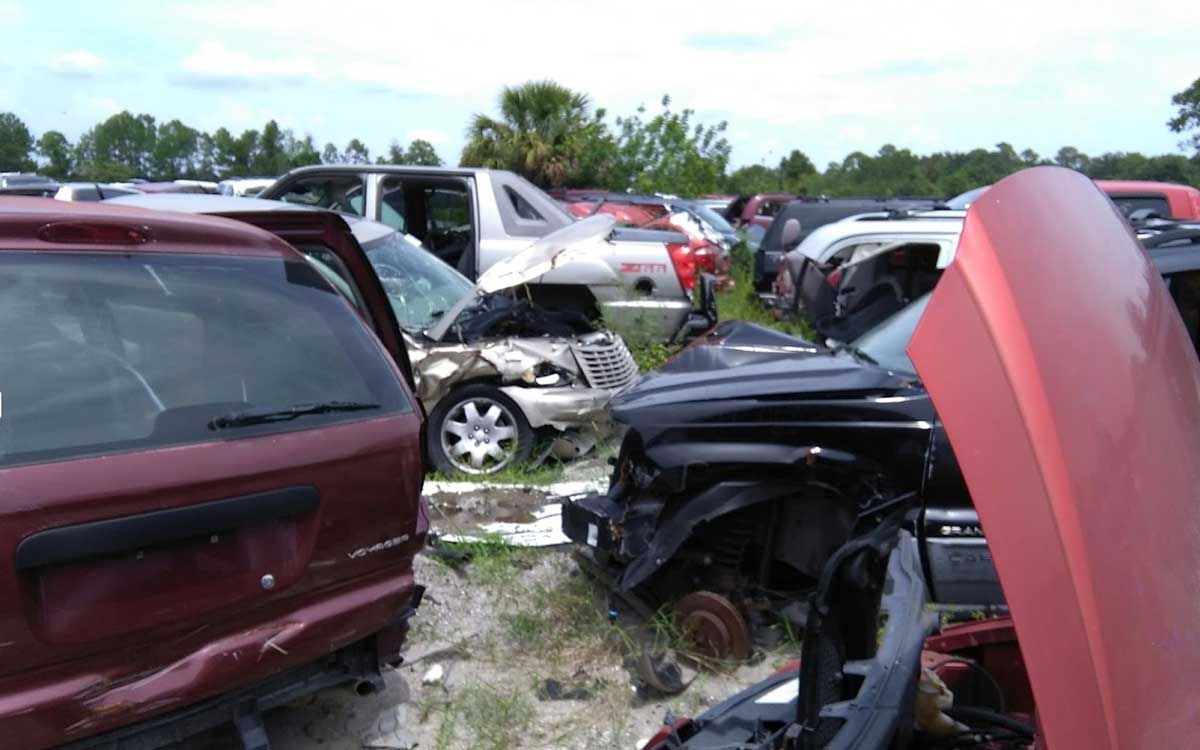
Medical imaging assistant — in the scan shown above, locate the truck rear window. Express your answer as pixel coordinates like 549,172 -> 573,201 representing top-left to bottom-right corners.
0,252 -> 409,468
1107,194 -> 1171,218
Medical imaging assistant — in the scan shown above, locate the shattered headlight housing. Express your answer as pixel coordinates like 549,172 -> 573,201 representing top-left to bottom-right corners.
521,362 -> 575,387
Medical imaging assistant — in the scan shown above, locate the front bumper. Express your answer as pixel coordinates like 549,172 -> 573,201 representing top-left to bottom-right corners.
499,385 -> 617,431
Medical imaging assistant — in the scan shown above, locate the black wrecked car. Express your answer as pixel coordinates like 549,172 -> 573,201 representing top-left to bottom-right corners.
564,224 -> 1200,658
562,303 -> 993,658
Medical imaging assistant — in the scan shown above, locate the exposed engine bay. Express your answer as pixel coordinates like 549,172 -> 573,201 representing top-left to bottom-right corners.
642,515 -> 1037,750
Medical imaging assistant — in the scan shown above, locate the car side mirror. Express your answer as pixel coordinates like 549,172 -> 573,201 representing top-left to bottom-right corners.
780,218 -> 801,249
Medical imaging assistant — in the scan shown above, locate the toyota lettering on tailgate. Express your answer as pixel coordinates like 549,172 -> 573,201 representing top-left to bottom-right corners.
621,262 -> 668,274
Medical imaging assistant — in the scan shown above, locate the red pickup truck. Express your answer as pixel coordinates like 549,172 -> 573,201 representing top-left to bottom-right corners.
1094,179 -> 1200,219
0,198 -> 428,749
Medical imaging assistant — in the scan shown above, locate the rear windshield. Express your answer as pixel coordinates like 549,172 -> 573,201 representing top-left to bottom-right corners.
0,251 -> 408,468
1107,194 -> 1172,219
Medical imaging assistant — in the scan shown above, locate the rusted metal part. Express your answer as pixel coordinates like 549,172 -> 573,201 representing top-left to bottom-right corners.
674,591 -> 751,661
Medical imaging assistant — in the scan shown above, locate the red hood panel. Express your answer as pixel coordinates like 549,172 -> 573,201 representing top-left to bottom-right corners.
909,167 -> 1200,748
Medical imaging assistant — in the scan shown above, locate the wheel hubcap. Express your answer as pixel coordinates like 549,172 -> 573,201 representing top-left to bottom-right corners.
440,397 -> 519,474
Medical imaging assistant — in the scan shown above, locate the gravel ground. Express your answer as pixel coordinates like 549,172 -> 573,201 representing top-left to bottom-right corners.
178,461 -> 796,750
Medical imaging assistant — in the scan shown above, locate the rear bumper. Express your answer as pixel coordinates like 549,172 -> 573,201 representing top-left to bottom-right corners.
60,589 -> 423,750
7,568 -> 423,750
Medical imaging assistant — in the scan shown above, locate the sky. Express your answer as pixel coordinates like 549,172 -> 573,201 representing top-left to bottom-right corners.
3,0 -> 1199,170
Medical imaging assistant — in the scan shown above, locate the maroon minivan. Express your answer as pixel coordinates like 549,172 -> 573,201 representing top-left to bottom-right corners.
0,199 -> 427,748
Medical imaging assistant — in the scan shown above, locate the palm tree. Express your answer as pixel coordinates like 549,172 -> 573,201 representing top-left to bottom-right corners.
461,81 -> 599,188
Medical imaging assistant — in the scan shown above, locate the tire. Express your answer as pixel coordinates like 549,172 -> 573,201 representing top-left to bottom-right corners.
426,384 -> 534,476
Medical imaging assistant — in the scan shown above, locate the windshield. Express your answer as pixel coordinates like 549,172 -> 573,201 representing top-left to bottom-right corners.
945,186 -> 990,210
689,202 -> 736,234
844,293 -> 932,376
361,230 -> 474,331
0,251 -> 408,468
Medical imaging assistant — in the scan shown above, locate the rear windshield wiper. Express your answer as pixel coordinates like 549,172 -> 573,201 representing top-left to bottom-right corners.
208,401 -> 380,430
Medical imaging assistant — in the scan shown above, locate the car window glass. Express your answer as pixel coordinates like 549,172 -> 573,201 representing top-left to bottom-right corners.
277,174 -> 366,216
1109,194 -> 1172,219
829,241 -> 882,265
0,252 -> 408,468
293,242 -> 369,314
379,178 -> 406,231
361,231 -> 473,331
505,186 -> 544,221
1167,271 -> 1200,353
690,203 -> 735,233
849,293 -> 932,375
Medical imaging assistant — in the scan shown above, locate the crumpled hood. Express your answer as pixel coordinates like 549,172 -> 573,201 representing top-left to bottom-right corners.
427,214 -> 615,340
909,167 -> 1200,748
611,325 -> 912,419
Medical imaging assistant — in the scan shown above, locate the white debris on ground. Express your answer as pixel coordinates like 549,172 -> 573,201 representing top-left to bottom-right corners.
424,457 -> 610,547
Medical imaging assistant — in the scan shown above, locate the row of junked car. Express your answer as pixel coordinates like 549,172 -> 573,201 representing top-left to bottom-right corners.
4,167 -> 1200,748
561,170 -> 1200,748
560,176 -> 1200,633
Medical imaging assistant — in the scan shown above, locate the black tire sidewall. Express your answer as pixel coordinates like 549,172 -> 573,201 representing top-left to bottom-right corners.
426,383 -> 535,475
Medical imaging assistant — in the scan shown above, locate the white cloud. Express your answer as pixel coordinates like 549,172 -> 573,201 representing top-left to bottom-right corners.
81,95 -> 122,118
406,129 -> 449,146
0,3 -> 21,21
177,41 -> 327,86
158,0 -> 1200,164
51,50 -> 104,76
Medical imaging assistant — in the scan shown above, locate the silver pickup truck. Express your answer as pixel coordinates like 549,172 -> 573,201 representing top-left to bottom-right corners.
260,165 -> 710,341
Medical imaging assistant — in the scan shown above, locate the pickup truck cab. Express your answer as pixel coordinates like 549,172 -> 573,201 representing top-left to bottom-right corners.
260,166 -> 703,342
0,198 -> 427,749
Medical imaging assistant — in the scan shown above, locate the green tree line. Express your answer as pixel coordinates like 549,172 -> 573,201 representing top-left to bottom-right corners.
0,111 -> 443,182
4,74 -> 1200,195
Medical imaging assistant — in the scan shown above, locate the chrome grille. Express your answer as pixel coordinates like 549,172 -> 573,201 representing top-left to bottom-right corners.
572,335 -> 640,391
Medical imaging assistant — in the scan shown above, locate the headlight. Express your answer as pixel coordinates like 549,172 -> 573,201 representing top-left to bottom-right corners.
521,363 -> 573,387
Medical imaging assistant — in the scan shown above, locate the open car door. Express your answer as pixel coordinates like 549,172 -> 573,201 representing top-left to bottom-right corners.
214,211 -> 418,391
801,242 -> 944,343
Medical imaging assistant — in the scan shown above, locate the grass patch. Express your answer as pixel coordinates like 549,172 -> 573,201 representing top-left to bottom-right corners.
434,700 -> 460,750
616,246 -> 818,373
451,533 -> 542,586
718,248 -> 815,340
502,573 -> 628,663
457,684 -> 535,750
628,339 -> 674,372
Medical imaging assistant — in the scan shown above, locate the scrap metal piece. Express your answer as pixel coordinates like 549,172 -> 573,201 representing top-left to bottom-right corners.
674,591 -> 751,661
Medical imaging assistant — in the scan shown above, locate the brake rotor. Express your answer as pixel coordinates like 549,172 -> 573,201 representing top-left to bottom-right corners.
674,591 -> 751,661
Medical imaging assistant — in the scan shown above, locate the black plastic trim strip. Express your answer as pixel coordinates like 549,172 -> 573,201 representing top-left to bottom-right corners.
15,486 -> 319,571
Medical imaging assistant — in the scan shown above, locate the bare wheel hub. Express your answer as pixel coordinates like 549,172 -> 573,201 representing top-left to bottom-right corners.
674,591 -> 751,661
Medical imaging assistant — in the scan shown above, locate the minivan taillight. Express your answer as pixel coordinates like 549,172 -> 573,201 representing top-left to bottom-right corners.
667,242 -> 697,290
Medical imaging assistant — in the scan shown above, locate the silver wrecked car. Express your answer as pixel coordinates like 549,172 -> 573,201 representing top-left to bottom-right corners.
106,193 -> 640,475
